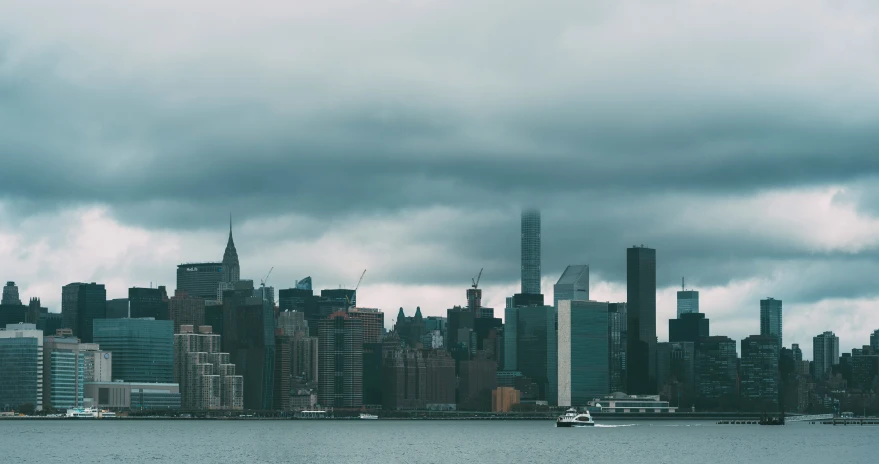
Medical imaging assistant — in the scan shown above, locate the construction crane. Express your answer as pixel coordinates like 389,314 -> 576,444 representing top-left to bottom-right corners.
344,269 -> 367,308
471,268 -> 483,290
260,266 -> 274,302
354,269 -> 367,292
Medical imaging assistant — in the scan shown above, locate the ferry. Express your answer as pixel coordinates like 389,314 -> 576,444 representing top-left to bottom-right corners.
359,413 -> 379,420
66,408 -> 99,419
556,408 -> 595,427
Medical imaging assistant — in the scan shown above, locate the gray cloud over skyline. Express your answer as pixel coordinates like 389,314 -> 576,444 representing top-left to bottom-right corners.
2,0 -> 879,357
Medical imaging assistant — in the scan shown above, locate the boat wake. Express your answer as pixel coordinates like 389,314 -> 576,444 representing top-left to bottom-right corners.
594,424 -> 637,428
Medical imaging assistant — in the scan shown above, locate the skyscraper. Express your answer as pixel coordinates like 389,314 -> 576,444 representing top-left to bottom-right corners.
222,219 -> 241,284
129,286 -> 170,320
553,265 -> 589,309
694,336 -> 737,410
871,329 -> 878,351
813,331 -> 840,380
221,280 -> 275,410
557,300 -> 609,407
760,298 -> 783,349
169,291 -> 206,334
521,209 -> 541,295
669,313 -> 709,344
627,246 -> 657,394
608,302 -> 628,393
296,277 -> 312,291
516,305 -> 557,403
0,323 -> 44,411
656,341 -> 695,407
42,336 -> 86,409
61,283 -> 106,343
2,282 -> 21,305
318,312 -> 363,408
676,284 -> 699,318
176,263 -> 223,301
739,335 -> 780,411
93,318 -> 174,383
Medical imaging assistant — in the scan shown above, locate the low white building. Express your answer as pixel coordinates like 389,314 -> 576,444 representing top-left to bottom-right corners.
589,392 -> 678,413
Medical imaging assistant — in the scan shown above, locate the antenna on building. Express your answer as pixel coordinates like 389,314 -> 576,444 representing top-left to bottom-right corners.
682,277 -> 685,291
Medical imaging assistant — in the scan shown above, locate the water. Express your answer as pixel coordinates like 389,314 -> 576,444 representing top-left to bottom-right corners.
1,419 -> 874,463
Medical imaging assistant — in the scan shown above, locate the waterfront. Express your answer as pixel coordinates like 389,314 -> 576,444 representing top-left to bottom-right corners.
1,420 -> 875,463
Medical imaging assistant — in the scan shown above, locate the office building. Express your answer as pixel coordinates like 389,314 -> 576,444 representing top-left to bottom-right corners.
93,318 -> 174,383
129,286 -> 169,320
669,312 -> 710,344
492,387 -> 521,412
557,300 -> 609,407
382,347 -> 427,410
459,356 -> 498,410
169,290 -> 206,334
61,282 -> 107,343
871,329 -> 878,351
502,293 -> 544,373
740,335 -> 780,410
222,220 -> 241,284
106,298 -> 129,319
42,336 -> 86,410
676,288 -> 699,318
554,265 -> 589,309
293,334 -> 319,382
0,299 -> 26,327
296,277 -> 312,291
0,323 -> 43,411
85,381 -> 181,410
318,312 -> 363,408
521,209 -> 541,294
760,298 -> 783,349
348,308 -> 385,344
791,343 -> 803,362
37,312 -> 63,337
608,303 -> 627,393
222,280 -> 275,410
396,307 -> 427,349
627,246 -> 657,394
176,263 -> 223,301
589,393 -> 678,413
81,344 -> 112,382
656,342 -> 695,407
279,288 -> 319,335
813,331 -> 840,380
254,286 -> 275,306
274,330 -> 293,411
277,310 -> 309,337
1,282 -> 21,305
26,298 -> 47,325
516,305 -> 557,403
694,336 -> 737,409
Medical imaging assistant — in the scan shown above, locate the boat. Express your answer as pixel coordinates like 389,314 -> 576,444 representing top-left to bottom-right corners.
359,413 -> 379,420
100,411 -> 116,418
556,408 -> 595,427
66,407 -> 99,419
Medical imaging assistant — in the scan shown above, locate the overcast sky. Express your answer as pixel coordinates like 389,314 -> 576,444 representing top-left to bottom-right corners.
2,0 -> 879,358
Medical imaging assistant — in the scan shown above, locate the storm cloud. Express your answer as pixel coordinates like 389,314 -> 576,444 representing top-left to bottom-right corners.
2,0 -> 879,357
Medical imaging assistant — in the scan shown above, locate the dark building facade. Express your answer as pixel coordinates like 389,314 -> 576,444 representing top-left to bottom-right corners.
516,305 -> 557,403
656,341 -> 695,408
608,302 -> 627,393
106,298 -> 129,319
362,342 -> 385,407
279,288 -> 320,335
740,335 -> 780,411
627,246 -> 657,394
669,312 -> 709,344
93,318 -> 174,383
459,356 -> 497,410
520,209 -> 541,295
169,290 -> 205,334
61,283 -> 106,343
129,286 -> 169,320
695,336 -> 737,410
759,298 -> 783,349
273,331 -> 293,411
176,263 -> 223,301
221,281 -> 275,410
318,312 -> 363,408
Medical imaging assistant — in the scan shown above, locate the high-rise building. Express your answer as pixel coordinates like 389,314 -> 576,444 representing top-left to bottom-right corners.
169,290 -> 206,334
176,263 -> 223,301
129,286 -> 170,320
459,356 -> 498,410
516,305 -> 557,404
502,293 -> 545,373
80,344 -> 112,383
296,277 -> 312,291
521,209 -> 541,295
396,307 -> 428,349
293,333 -> 318,382
813,331 -> 840,380
279,288 -> 319,335
382,347 -> 427,410
627,246 -> 657,394
694,336 -> 737,409
25,298 -> 47,325
676,288 -> 699,318
348,308 -> 385,345
669,313 -> 709,344
871,329 -> 878,352
274,330 -> 293,411
42,336 -> 86,410
93,318 -> 174,383
553,265 -> 589,309
607,303 -> 628,393
656,342 -> 695,408
557,300 -> 609,407
760,298 -> 783,349
221,280 -> 275,410
61,283 -> 106,343
791,343 -> 803,362
37,313 -> 63,337
740,335 -> 780,411
318,312 -> 363,408
222,220 -> 241,284
277,310 -> 309,337
106,298 -> 129,319
2,282 -> 21,305
0,323 -> 44,411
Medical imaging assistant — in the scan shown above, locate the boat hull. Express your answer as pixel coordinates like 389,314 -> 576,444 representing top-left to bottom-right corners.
556,421 -> 595,427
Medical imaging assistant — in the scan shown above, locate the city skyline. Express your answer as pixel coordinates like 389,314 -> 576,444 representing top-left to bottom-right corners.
3,2 -> 879,360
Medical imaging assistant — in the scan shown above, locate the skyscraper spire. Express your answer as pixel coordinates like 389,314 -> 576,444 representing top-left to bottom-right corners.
222,215 -> 240,283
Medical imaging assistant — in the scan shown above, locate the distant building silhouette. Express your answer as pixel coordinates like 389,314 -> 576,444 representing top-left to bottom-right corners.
129,286 -> 169,320
760,298 -> 783,349
169,291 -> 205,334
694,336 -> 737,410
221,219 -> 241,284
669,313 -> 709,344
61,283 -> 106,343
221,280 -> 275,410
656,341 -> 695,408
813,331 -> 839,380
295,277 -> 312,291
553,266 -> 589,309
627,246 -> 657,394
676,289 -> 699,318
318,312 -> 363,408
740,335 -> 780,411
176,263 -> 223,301
2,282 -> 21,305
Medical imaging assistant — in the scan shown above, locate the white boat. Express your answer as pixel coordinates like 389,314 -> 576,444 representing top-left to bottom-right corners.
359,413 -> 378,420
100,411 -> 116,418
66,407 -> 99,419
556,408 -> 595,427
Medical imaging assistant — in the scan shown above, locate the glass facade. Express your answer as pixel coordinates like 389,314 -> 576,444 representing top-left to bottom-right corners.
558,301 -> 608,407
676,290 -> 699,317
695,336 -> 737,409
516,305 -> 556,403
627,246 -> 657,395
520,209 -> 541,295
93,318 -> 174,383
608,303 -> 627,393
760,298 -> 782,349
0,333 -> 42,411
740,335 -> 779,410
48,351 -> 85,409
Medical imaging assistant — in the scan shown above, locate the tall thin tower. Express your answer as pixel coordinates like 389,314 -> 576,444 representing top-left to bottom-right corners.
521,209 -> 541,294
222,216 -> 241,283
626,245 -> 657,394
